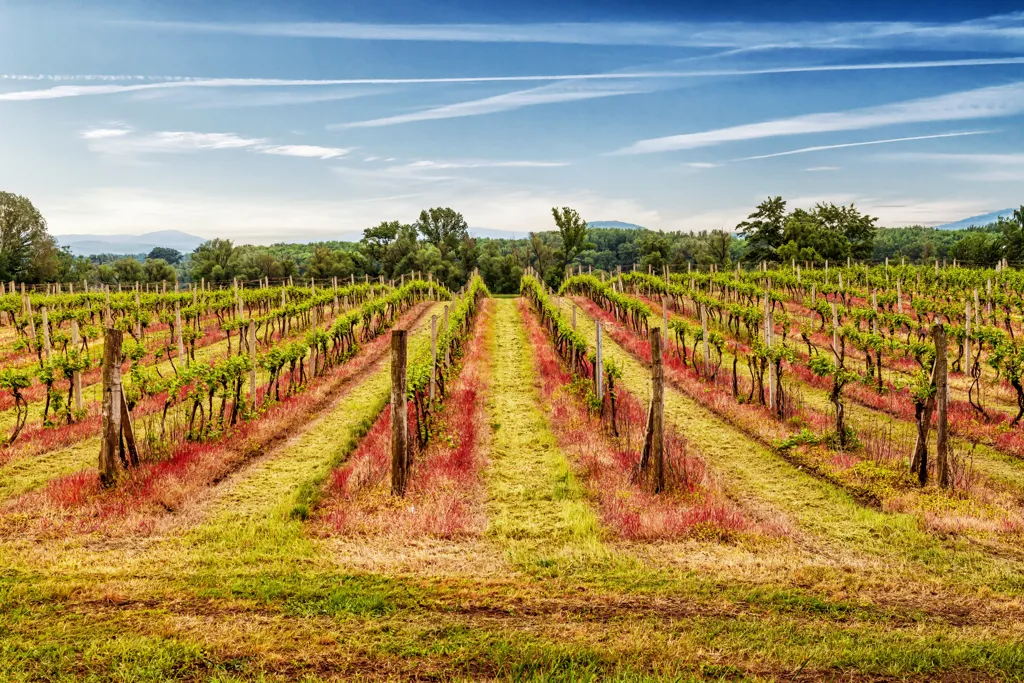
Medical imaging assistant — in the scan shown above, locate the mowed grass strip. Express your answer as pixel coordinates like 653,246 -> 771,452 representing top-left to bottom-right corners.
177,304 -> 442,573
569,301 -> 1024,594
484,298 -> 606,575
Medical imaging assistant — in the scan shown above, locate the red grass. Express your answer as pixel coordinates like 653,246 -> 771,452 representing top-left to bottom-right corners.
0,302 -> 436,538
520,299 -> 776,541
313,300 -> 493,539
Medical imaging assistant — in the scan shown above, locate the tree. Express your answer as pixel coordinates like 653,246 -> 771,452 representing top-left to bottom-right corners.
551,206 -> 593,277
637,230 -> 671,271
1000,206 -> 1024,263
148,247 -> 183,265
190,239 -> 237,283
417,208 -> 468,287
813,202 -> 877,261
737,196 -> 787,264
528,232 -> 555,282
0,191 -> 61,283
698,230 -> 733,267
143,258 -> 176,283
112,257 -> 145,283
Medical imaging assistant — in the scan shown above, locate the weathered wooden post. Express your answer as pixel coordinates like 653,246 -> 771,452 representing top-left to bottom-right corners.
595,322 -> 604,401
40,306 -> 51,361
249,318 -> 257,410
642,328 -> 666,493
443,305 -> 451,368
964,301 -> 972,377
391,330 -> 409,496
662,296 -> 669,342
700,303 -> 710,376
831,302 -> 839,359
934,322 -> 949,488
175,302 -> 186,369
571,304 -> 577,331
71,320 -> 83,412
99,328 -> 124,487
430,315 -> 438,402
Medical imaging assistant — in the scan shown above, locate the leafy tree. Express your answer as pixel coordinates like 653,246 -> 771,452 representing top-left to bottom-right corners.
417,207 -> 468,287
113,257 -> 145,283
190,239 -> 237,282
698,230 -> 733,267
551,206 -> 593,277
737,196 -> 787,264
143,257 -> 176,283
148,247 -> 183,264
528,232 -> 555,283
637,229 -> 671,271
0,191 -> 61,283
1000,206 -> 1024,263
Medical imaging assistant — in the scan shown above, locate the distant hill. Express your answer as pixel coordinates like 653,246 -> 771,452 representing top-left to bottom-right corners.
56,230 -> 205,256
468,220 -> 645,240
934,209 -> 1015,231
587,220 -> 646,230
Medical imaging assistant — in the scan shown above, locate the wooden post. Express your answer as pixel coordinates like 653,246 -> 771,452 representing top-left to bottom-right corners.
443,305 -> 451,368
662,296 -> 669,340
134,289 -> 142,338
571,305 -> 577,330
99,328 -> 124,488
700,303 -> 710,375
40,306 -> 51,361
430,315 -> 438,402
71,320 -> 83,412
831,302 -> 839,359
120,390 -> 140,468
934,323 -> 949,488
175,302 -> 186,369
897,281 -> 903,314
964,301 -> 972,377
595,322 -> 604,401
391,330 -> 409,497
249,319 -> 257,409
641,328 -> 666,493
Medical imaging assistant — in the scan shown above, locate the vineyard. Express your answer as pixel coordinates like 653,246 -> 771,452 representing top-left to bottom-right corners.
2,264 -> 1024,681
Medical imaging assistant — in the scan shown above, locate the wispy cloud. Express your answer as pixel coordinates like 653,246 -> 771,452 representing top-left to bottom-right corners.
121,14 -> 1024,51
5,56 -> 1024,102
259,145 -> 350,159
733,131 -> 992,161
616,83 -> 1024,154
806,166 -> 840,172
332,80 -> 653,128
81,126 -> 350,161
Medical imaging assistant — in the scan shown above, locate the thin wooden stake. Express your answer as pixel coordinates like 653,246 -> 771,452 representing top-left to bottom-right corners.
391,330 -> 409,497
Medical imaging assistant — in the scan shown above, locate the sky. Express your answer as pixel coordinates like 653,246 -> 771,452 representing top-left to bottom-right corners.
2,0 -> 1024,243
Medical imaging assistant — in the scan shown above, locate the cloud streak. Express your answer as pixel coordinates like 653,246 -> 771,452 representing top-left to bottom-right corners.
616,83 -> 1024,154
122,14 -> 1024,51
5,57 -> 1024,102
732,130 -> 992,161
332,80 -> 654,128
81,127 -> 350,160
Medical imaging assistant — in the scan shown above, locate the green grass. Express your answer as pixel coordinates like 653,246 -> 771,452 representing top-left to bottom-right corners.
485,299 -> 608,575
1,298 -> 1023,681
567,299 -> 1024,595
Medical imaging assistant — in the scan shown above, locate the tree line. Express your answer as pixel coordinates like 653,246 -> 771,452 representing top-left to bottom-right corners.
2,190 -> 1022,295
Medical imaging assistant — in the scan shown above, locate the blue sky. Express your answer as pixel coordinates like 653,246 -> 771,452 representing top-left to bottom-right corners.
2,0 -> 1024,243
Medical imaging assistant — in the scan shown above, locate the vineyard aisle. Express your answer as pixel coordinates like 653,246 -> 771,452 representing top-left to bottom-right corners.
168,303 -> 444,573
484,297 -> 606,573
567,301 -> 1024,596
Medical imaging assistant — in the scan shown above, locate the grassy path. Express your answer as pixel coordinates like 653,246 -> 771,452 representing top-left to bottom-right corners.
568,299 -> 1024,594
639,296 -> 1024,494
484,298 -> 605,575
170,304 -> 442,575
